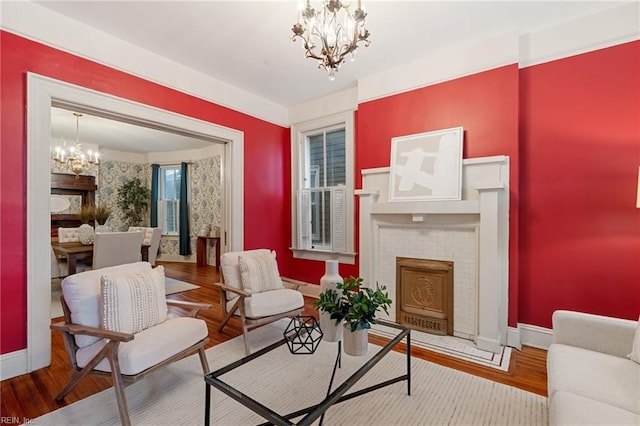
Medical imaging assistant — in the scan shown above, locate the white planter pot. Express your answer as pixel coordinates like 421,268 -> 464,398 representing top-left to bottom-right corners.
320,260 -> 342,342
319,311 -> 343,342
343,324 -> 368,356
94,224 -> 109,233
78,223 -> 94,245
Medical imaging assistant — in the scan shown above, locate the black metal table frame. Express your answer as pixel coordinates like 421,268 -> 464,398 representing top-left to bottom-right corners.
204,320 -> 411,426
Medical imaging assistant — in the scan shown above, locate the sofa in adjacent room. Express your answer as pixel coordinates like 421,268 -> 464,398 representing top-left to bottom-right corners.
547,310 -> 640,425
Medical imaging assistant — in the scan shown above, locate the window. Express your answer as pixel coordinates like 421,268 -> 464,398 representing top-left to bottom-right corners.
291,111 -> 355,264
158,165 -> 181,235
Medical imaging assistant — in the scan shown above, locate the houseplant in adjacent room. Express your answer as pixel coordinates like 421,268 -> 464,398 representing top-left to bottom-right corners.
315,276 -> 392,356
116,177 -> 151,227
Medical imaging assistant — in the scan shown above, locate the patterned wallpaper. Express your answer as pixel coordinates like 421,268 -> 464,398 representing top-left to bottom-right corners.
51,155 -> 221,260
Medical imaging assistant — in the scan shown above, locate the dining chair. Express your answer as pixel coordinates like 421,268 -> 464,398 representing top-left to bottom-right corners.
128,226 -> 162,266
51,245 -> 90,279
58,227 -> 80,242
93,231 -> 144,270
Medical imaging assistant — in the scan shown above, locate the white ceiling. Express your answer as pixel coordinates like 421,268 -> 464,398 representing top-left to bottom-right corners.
50,106 -> 215,153
41,1 -> 625,151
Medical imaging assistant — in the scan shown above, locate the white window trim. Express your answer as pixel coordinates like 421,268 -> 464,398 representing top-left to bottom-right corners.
290,111 -> 356,264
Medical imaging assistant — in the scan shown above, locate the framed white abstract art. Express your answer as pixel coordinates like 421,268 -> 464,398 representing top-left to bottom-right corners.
389,127 -> 463,201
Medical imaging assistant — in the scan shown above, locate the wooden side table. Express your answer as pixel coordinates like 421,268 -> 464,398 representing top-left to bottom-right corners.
197,236 -> 220,269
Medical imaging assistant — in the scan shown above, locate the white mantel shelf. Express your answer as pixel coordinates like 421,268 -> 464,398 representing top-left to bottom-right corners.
369,200 -> 480,215
356,155 -> 512,353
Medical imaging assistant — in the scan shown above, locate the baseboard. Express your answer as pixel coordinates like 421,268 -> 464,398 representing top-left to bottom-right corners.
0,349 -> 28,381
519,323 -> 553,350
507,325 -> 522,350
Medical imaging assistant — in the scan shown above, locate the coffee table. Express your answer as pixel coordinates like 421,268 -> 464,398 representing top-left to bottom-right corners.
204,319 -> 411,426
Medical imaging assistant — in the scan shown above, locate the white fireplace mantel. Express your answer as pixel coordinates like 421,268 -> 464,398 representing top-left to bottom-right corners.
356,155 -> 510,353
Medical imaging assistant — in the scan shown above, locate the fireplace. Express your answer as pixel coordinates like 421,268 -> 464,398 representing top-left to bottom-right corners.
356,156 -> 512,353
396,257 -> 453,335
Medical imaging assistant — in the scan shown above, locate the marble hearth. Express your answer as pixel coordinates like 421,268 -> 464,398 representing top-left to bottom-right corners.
356,156 -> 510,353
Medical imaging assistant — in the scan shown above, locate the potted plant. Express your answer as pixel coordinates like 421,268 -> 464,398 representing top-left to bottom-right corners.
93,202 -> 112,232
315,276 -> 392,356
77,203 -> 95,245
116,177 -> 151,227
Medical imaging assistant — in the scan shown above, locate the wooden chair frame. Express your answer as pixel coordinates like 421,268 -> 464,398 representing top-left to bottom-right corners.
51,296 -> 212,426
215,273 -> 306,355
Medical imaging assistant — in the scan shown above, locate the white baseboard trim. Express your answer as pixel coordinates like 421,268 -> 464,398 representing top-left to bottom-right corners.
507,325 -> 522,350
519,323 -> 553,350
0,349 -> 28,381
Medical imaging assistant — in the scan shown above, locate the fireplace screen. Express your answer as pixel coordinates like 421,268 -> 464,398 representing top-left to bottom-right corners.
396,257 -> 454,335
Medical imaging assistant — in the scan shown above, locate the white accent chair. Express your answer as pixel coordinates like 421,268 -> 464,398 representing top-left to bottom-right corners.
128,226 -> 162,266
51,262 -> 211,426
93,231 -> 144,270
58,227 -> 80,242
215,249 -> 305,355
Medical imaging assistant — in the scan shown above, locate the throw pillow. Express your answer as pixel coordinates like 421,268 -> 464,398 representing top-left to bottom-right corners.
100,266 -> 168,334
629,315 -> 640,364
238,251 -> 284,295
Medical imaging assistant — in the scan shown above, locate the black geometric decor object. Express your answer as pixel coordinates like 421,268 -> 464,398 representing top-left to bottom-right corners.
284,315 -> 323,355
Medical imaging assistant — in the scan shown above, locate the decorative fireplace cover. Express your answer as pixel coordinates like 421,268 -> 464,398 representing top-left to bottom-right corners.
396,257 -> 454,335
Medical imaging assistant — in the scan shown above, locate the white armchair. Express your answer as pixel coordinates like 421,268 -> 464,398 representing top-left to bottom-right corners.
51,262 -> 211,426
215,249 -> 305,355
128,226 -> 162,266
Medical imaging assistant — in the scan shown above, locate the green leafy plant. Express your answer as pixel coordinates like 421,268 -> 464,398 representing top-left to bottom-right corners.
314,276 -> 392,332
116,177 -> 151,227
93,203 -> 112,225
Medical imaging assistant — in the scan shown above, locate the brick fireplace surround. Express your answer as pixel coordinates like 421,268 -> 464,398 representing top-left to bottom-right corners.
356,156 -> 510,353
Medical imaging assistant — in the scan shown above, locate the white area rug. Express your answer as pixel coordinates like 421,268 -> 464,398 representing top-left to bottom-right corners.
50,277 -> 200,319
35,320 -> 547,425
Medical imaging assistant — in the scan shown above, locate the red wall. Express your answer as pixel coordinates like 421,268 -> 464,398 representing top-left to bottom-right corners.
519,41 -> 640,327
0,31 -> 291,354
2,30 -> 638,356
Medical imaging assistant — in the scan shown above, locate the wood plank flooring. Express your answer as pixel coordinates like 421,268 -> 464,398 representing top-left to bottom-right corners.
1,262 -> 548,422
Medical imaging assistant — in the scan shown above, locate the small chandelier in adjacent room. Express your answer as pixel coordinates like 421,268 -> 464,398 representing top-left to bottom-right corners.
292,0 -> 371,80
52,112 -> 99,178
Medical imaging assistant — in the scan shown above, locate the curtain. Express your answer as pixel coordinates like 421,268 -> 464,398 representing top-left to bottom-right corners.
150,164 -> 159,228
179,162 -> 191,255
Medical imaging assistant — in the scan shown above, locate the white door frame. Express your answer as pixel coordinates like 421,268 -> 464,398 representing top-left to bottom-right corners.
26,73 -> 244,372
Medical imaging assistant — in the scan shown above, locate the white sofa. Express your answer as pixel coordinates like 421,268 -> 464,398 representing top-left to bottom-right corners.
547,310 -> 640,425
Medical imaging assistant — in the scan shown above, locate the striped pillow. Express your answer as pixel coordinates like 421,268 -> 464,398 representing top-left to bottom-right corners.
100,266 -> 168,334
238,251 -> 284,295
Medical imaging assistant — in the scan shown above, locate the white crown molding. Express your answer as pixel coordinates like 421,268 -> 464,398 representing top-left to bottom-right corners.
357,2 -> 639,103
357,30 -> 520,104
0,1 -> 289,127
519,1 -> 640,68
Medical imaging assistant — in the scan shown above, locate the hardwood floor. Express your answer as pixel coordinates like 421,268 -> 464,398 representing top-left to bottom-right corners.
1,262 -> 548,422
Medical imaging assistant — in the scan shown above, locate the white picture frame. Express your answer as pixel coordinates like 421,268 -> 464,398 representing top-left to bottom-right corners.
389,127 -> 463,201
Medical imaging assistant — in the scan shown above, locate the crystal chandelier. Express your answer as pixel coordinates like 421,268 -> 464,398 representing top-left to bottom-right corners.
52,112 -> 99,178
292,0 -> 371,80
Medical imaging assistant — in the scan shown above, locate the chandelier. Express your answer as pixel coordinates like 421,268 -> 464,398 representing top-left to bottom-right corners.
52,112 -> 99,178
292,0 -> 371,80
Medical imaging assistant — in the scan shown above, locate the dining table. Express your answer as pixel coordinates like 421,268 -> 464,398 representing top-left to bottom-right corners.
51,241 -> 149,275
